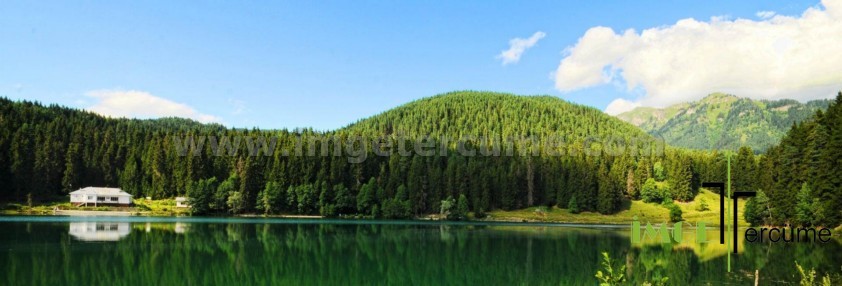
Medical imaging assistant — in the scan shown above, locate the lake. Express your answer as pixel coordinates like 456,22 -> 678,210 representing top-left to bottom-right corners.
1,216 -> 839,285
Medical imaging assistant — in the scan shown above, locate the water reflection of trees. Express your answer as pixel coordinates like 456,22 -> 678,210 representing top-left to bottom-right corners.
1,223 -> 840,285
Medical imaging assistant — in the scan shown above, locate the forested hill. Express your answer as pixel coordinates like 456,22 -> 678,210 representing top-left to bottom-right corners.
341,91 -> 652,141
617,93 -> 830,151
754,92 -> 842,227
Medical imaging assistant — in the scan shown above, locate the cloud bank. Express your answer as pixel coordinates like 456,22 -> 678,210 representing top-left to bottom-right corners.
497,31 -> 546,65
85,90 -> 221,123
554,0 -> 842,115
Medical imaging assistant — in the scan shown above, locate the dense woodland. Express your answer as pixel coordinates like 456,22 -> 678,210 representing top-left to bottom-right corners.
1,91 -> 840,226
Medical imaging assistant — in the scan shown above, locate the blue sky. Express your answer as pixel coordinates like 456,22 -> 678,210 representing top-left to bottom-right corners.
1,0 -> 830,130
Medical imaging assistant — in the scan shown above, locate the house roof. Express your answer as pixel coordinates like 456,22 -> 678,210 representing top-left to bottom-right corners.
69,187 -> 132,197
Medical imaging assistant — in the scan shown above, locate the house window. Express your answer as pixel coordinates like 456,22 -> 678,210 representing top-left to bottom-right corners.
111,197 -> 118,202
97,197 -> 106,202
88,196 -> 94,200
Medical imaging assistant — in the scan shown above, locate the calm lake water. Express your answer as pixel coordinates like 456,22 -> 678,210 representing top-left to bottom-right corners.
1,216 -> 839,285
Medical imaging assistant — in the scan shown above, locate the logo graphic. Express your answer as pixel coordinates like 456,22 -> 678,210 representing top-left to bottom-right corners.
631,155 -> 740,272
700,182 -> 753,255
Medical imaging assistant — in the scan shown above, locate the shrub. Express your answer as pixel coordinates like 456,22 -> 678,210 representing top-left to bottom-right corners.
695,198 -> 709,212
795,261 -> 832,286
641,178 -> 660,203
474,208 -> 487,219
669,204 -> 683,223
660,183 -> 672,204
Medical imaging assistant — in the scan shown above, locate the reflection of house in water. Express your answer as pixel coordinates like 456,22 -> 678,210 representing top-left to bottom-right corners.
69,222 -> 131,241
174,222 -> 189,234
143,222 -> 189,234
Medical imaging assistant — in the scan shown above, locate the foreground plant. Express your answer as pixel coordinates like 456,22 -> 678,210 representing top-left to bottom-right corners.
796,261 -> 831,286
595,252 -> 625,286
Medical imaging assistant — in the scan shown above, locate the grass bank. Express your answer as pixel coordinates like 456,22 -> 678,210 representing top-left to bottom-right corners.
2,197 -> 190,216
487,189 -> 749,227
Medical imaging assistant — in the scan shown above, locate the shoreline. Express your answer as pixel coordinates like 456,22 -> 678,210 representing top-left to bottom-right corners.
4,211 -> 842,232
0,209 -> 716,227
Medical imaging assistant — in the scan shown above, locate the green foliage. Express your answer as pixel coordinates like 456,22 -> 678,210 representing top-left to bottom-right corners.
733,146 -> 757,193
668,204 -> 683,223
226,191 -> 245,214
653,162 -> 666,181
567,195 -> 580,214
594,252 -> 625,286
744,190 -> 770,226
474,207 -> 486,219
666,154 -> 695,202
381,199 -> 409,219
695,198 -> 709,212
641,178 -> 671,204
795,183 -> 814,226
641,178 -> 658,203
215,175 -> 238,212
438,193 -> 470,220
333,184 -> 356,216
258,181 -> 284,215
188,177 -> 218,215
356,178 -> 379,217
455,194 -> 469,220
289,184 -> 318,215
596,162 -> 623,214
796,261 -> 832,286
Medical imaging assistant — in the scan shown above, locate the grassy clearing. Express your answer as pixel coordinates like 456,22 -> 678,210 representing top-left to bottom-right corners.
1,198 -> 190,216
488,189 -> 749,227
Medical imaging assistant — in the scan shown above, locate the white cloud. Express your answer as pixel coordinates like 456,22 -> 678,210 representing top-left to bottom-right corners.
85,90 -> 222,123
554,0 -> 842,112
604,98 -> 641,115
497,31 -> 546,65
756,10 -> 776,19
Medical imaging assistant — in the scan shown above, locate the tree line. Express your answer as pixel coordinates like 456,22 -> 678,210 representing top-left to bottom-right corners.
1,91 -> 840,226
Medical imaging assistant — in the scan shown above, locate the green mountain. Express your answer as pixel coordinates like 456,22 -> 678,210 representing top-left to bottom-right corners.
342,91 -> 652,141
616,93 -> 830,151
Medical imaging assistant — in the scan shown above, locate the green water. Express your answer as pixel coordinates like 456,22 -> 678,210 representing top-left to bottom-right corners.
1,216 -> 839,285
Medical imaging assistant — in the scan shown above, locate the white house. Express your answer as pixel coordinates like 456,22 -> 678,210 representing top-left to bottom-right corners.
175,197 -> 190,208
69,187 -> 133,206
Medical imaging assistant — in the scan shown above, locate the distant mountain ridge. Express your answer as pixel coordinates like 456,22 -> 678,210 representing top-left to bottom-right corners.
616,93 -> 830,151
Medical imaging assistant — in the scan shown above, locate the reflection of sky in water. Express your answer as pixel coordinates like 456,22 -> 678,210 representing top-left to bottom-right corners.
69,222 -> 131,242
